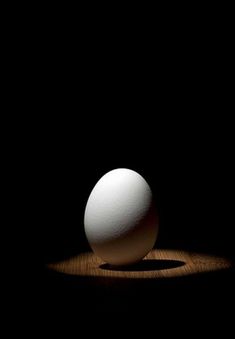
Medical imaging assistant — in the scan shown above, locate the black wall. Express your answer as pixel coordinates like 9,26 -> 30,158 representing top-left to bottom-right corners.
34,26 -> 233,264
27,19 -> 234,335
40,110 -> 233,264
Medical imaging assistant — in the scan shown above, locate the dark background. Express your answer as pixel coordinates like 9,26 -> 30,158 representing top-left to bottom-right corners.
22,13 -> 234,333
38,112 -> 234,330
40,105 -> 234,264
33,18 -> 234,264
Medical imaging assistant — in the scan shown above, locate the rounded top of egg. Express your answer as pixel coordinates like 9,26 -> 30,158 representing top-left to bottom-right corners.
84,168 -> 159,265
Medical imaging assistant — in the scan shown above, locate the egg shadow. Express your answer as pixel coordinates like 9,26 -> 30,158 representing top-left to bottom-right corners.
99,259 -> 185,272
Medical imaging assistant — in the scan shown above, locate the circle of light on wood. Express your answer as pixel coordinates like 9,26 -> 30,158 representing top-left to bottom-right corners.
47,249 -> 232,279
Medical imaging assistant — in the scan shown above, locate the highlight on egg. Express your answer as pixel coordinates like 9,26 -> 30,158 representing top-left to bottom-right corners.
84,168 -> 159,266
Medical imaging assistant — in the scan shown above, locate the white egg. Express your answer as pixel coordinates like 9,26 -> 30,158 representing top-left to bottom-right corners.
84,168 -> 159,265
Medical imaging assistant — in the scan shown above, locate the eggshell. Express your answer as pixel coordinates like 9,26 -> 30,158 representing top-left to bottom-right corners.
84,168 -> 159,265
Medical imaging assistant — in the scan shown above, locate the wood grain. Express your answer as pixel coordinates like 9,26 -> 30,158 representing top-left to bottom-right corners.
47,249 -> 232,279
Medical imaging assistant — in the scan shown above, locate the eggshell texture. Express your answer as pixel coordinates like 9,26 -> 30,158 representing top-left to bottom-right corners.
84,168 -> 159,265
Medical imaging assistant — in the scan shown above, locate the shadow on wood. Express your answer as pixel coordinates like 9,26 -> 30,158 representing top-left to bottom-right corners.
100,259 -> 185,272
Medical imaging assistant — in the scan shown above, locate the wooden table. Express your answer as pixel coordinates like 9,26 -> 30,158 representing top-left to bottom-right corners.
45,249 -> 234,325
43,249 -> 234,337
47,248 -> 232,279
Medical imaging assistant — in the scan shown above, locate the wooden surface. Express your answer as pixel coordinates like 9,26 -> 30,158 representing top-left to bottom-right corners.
47,249 -> 232,279
45,249 -> 234,322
